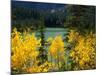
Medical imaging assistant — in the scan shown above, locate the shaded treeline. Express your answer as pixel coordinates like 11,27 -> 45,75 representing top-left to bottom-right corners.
64,5 -> 96,34
11,1 -> 96,34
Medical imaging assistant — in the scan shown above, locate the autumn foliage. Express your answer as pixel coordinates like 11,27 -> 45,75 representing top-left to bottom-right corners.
11,28 -> 96,74
68,30 -> 96,70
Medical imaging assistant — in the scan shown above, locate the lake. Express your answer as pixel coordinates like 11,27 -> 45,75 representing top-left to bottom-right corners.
36,28 -> 67,39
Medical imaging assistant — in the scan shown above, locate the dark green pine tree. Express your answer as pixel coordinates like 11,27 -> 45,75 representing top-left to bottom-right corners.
38,14 -> 48,65
64,5 -> 96,34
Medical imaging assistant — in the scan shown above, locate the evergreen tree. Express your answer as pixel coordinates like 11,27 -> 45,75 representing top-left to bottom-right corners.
64,5 -> 96,33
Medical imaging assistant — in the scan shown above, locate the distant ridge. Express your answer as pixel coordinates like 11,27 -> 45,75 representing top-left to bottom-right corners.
11,0 -> 66,10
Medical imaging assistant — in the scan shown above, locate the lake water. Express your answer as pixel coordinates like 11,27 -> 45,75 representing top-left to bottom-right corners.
36,28 -> 67,39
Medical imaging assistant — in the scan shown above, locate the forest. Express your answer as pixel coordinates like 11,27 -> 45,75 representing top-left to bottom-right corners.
11,1 -> 96,74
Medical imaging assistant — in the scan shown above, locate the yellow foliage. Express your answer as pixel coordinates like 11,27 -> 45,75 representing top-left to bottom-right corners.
48,35 -> 65,59
67,30 -> 79,43
68,30 -> 96,70
11,28 -> 96,73
11,28 -> 59,73
11,28 -> 41,73
25,61 -> 53,73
